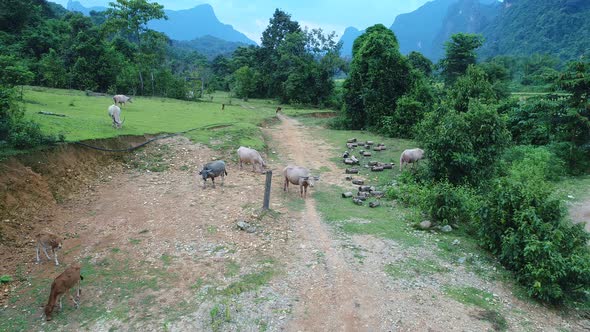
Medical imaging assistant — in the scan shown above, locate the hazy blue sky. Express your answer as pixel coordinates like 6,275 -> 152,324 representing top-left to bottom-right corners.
52,0 -> 432,43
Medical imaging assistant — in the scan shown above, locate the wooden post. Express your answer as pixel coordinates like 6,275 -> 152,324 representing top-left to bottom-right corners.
263,170 -> 272,210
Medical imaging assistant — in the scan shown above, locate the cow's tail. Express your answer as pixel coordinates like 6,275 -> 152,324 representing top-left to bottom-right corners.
224,169 -> 228,176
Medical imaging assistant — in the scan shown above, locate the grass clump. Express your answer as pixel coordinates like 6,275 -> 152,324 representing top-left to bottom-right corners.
385,258 -> 450,279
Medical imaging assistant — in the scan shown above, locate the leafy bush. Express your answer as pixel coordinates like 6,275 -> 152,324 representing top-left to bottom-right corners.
501,145 -> 565,181
1,86 -> 61,149
549,141 -> 590,176
423,182 -> 479,226
327,112 -> 351,130
388,173 -> 479,227
417,103 -> 511,185
478,172 -> 590,302
379,96 -> 424,138
507,98 -> 557,145
8,120 -> 59,149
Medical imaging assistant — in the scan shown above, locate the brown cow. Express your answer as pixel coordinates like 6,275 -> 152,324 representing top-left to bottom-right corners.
44,263 -> 83,321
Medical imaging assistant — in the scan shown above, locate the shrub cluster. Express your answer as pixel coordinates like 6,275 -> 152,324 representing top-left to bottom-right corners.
478,171 -> 590,302
0,86 -> 61,150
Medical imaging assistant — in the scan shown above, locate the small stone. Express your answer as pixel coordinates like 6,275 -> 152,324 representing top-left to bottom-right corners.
441,225 -> 453,233
237,221 -> 250,230
457,257 -> 466,264
452,239 -> 460,245
419,220 -> 432,230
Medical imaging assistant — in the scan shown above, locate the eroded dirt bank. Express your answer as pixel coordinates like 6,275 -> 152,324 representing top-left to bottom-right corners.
0,136 -> 151,285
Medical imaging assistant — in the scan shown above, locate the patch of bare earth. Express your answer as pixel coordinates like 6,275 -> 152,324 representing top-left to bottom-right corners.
570,197 -> 590,232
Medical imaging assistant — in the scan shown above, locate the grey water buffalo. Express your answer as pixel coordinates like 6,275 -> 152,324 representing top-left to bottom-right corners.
199,160 -> 228,188
108,104 -> 123,129
237,146 -> 266,173
113,94 -> 132,106
400,148 -> 425,171
283,166 -> 320,198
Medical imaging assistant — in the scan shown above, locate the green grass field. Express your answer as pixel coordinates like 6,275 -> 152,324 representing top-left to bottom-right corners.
6,87 -> 328,159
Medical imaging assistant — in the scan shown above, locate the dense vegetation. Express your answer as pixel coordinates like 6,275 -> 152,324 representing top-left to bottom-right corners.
337,24 -> 590,302
1,0 -> 589,305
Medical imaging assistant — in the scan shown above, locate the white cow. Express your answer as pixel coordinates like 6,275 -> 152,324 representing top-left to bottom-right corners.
283,166 -> 320,199
400,148 -> 424,171
108,104 -> 123,129
237,146 -> 266,173
113,94 -> 132,106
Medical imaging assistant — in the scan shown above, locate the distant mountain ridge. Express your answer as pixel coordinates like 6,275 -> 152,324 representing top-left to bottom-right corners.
148,5 -> 256,45
173,35 -> 250,60
390,0 -> 458,59
339,27 -> 364,59
65,1 -> 256,45
429,0 -> 500,59
341,0 -> 588,62
339,0 -> 501,60
66,0 -> 106,15
479,0 -> 590,60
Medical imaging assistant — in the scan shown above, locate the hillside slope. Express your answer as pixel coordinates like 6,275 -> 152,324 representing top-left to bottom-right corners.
479,0 -> 590,60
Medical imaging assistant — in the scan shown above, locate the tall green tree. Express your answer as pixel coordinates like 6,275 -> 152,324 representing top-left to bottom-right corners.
439,33 -> 484,85
408,51 -> 433,77
105,0 -> 167,94
259,9 -> 301,97
448,64 -> 497,113
261,9 -> 301,51
343,24 -> 413,130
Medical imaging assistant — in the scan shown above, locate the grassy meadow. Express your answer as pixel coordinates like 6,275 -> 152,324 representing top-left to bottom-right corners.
11,87 -> 330,158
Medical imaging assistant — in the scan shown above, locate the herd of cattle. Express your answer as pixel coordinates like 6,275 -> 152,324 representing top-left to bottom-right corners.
199,146 -> 320,199
36,102 -> 425,322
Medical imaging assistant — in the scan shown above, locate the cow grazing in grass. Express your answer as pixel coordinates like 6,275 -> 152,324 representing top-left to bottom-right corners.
199,160 -> 228,189
44,263 -> 83,321
108,104 -> 123,129
237,146 -> 266,173
283,165 -> 319,198
113,94 -> 132,106
400,148 -> 425,171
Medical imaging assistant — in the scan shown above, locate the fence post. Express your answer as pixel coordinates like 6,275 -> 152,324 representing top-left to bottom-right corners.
263,170 -> 272,210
